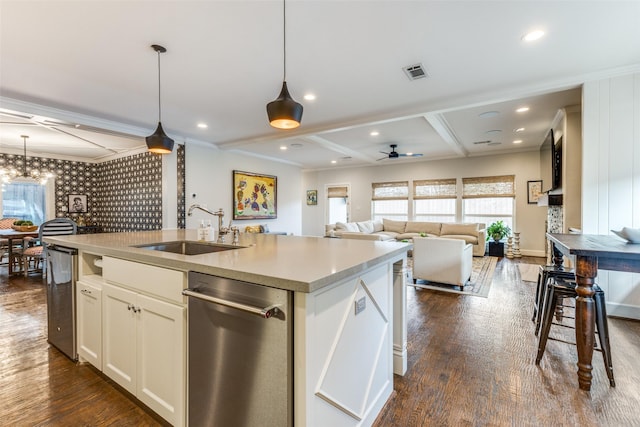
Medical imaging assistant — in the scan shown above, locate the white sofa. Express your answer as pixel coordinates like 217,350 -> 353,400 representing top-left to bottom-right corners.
412,237 -> 473,290
325,219 -> 486,256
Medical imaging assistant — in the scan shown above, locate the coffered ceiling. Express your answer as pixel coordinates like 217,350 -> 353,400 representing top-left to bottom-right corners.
1,1 -> 638,169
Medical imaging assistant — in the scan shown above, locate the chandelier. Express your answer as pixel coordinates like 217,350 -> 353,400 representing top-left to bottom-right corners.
0,135 -> 54,185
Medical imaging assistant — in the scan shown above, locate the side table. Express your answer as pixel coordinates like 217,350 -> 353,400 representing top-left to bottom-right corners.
488,241 -> 504,257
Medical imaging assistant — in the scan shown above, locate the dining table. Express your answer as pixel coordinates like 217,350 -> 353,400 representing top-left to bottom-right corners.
0,229 -> 40,276
546,232 -> 640,391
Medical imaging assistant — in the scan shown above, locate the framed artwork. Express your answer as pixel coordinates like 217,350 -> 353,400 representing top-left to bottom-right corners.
527,180 -> 542,204
68,194 -> 88,213
233,170 -> 277,220
306,190 -> 318,206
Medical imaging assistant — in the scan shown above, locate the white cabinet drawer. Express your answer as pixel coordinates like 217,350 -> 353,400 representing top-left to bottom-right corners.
103,256 -> 185,304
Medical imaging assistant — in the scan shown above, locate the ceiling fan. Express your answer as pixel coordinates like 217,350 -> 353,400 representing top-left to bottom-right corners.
378,144 -> 423,160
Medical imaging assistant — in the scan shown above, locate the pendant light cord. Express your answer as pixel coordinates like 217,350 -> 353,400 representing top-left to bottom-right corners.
22,136 -> 27,177
283,0 -> 287,81
157,50 -> 162,122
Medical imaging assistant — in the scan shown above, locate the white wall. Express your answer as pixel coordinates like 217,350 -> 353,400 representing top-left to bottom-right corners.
185,143 -> 303,235
303,150 -> 548,256
583,72 -> 640,319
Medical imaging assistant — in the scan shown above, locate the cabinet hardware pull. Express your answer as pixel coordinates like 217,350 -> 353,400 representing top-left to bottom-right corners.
127,304 -> 133,311
182,288 -> 280,319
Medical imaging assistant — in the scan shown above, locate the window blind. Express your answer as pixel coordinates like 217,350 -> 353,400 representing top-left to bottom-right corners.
462,175 -> 515,198
413,178 -> 457,200
372,181 -> 409,200
327,186 -> 348,198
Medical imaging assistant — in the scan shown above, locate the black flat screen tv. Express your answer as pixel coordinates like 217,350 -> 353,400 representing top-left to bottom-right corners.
540,129 -> 561,193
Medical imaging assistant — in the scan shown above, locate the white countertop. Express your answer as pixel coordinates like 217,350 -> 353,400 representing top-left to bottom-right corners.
44,230 -> 410,293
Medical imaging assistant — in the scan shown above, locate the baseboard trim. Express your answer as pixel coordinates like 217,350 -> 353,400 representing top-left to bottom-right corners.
606,302 -> 640,321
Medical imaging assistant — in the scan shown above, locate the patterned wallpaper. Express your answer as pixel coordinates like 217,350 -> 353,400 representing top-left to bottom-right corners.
177,144 -> 186,229
0,150 -> 184,232
93,153 -> 163,232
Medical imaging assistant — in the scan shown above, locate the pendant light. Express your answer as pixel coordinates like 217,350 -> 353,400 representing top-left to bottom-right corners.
146,44 -> 175,154
266,0 -> 303,129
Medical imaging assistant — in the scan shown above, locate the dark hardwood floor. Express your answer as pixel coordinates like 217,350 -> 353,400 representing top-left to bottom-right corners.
1,257 -> 639,426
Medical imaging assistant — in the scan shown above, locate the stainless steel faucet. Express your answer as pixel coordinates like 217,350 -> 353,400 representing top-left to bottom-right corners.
187,205 -> 240,244
187,204 -> 225,238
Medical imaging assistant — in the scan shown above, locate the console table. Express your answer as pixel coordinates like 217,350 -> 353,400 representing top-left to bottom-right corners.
546,233 -> 640,391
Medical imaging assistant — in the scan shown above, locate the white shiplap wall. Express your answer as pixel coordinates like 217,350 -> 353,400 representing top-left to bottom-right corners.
583,72 -> 640,319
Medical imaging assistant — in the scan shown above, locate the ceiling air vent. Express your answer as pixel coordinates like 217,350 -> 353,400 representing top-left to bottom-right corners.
403,63 -> 428,81
473,140 -> 502,146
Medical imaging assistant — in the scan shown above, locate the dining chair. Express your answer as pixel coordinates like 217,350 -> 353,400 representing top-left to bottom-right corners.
0,218 -> 20,266
21,218 -> 77,277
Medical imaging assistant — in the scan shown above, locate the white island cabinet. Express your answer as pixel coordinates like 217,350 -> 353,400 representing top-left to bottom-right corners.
76,280 -> 102,369
44,230 -> 410,427
102,256 -> 186,427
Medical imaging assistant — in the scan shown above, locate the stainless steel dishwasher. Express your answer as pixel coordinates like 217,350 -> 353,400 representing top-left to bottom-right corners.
184,272 -> 292,427
46,245 -> 78,361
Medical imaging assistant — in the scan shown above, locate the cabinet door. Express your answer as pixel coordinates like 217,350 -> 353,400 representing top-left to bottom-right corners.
102,283 -> 137,394
136,294 -> 186,427
76,281 -> 102,370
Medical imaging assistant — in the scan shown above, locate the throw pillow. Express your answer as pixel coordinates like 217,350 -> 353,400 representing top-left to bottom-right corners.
336,221 -> 359,232
383,218 -> 406,233
372,219 -> 384,232
356,220 -> 375,234
405,221 -> 442,235
440,223 -> 478,236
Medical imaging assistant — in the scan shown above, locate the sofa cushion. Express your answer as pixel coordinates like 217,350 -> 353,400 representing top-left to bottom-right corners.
372,219 -> 384,232
356,220 -> 375,234
440,223 -> 478,236
396,232 -> 438,240
374,231 -> 399,240
383,219 -> 406,233
336,221 -> 359,232
440,234 -> 479,245
405,221 -> 442,235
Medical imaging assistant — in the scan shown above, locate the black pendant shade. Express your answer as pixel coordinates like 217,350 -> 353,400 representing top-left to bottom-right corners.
267,81 -> 303,129
146,44 -> 174,154
146,122 -> 174,154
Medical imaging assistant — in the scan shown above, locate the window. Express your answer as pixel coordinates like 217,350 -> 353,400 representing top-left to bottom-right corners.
326,185 -> 349,224
1,181 -> 47,224
462,175 -> 515,230
413,178 -> 457,223
371,181 -> 408,221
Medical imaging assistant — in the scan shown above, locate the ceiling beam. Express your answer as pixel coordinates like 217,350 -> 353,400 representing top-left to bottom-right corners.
423,113 -> 468,157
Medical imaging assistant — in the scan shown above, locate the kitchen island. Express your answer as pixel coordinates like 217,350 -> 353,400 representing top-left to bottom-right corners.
45,230 -> 410,427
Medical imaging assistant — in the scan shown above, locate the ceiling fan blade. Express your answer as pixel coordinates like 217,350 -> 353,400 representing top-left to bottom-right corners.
379,150 -> 390,155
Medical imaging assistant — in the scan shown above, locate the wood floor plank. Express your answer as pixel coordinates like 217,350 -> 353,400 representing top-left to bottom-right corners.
2,258 -> 640,426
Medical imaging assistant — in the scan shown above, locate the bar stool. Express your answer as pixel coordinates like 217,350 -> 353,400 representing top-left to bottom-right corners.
532,265 -> 575,335
535,278 -> 615,387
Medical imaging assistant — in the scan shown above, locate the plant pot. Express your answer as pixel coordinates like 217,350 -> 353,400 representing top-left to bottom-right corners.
492,234 -> 502,242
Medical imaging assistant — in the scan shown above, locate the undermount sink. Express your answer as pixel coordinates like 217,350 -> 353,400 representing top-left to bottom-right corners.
133,240 -> 244,255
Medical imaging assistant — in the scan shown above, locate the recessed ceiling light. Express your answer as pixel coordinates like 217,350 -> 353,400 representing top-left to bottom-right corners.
303,93 -> 316,101
513,140 -> 523,144
370,131 -> 379,136
331,160 -> 337,164
478,111 -> 499,118
197,123 -> 208,129
485,129 -> 502,135
515,127 -> 525,133
516,107 -> 530,113
280,145 -> 287,150
522,30 -> 545,42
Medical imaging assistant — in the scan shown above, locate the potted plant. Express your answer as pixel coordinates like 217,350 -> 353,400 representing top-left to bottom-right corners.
486,220 -> 511,242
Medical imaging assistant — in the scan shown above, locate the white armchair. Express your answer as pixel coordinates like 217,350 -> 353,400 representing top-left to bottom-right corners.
412,237 -> 473,290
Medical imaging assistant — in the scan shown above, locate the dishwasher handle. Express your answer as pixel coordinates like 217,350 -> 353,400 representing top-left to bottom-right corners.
182,288 -> 281,319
